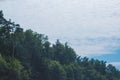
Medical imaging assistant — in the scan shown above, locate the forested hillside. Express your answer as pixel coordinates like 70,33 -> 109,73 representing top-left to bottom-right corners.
0,11 -> 120,80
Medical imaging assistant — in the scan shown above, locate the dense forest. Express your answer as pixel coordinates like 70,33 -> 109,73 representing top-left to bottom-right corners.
0,10 -> 120,80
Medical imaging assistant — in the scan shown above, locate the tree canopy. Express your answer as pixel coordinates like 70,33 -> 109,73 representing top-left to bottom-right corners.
0,11 -> 120,80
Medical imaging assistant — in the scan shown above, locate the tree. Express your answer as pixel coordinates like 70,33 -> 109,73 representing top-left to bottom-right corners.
47,60 -> 66,80
0,54 -> 30,80
0,11 -> 120,80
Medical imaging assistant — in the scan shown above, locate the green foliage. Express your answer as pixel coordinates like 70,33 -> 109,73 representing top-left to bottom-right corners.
0,11 -> 120,80
53,40 -> 76,64
47,60 -> 66,80
0,54 -> 30,80
0,54 -> 9,80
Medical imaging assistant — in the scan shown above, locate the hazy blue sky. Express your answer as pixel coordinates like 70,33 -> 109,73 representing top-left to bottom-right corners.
0,0 -> 120,69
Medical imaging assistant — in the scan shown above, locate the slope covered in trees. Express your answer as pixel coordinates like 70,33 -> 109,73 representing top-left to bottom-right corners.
0,11 -> 120,80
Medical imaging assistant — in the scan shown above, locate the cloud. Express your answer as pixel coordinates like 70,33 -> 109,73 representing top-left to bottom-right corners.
0,0 -> 5,1
0,0 -> 120,57
56,37 -> 120,56
107,62 -> 120,70
107,62 -> 120,66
